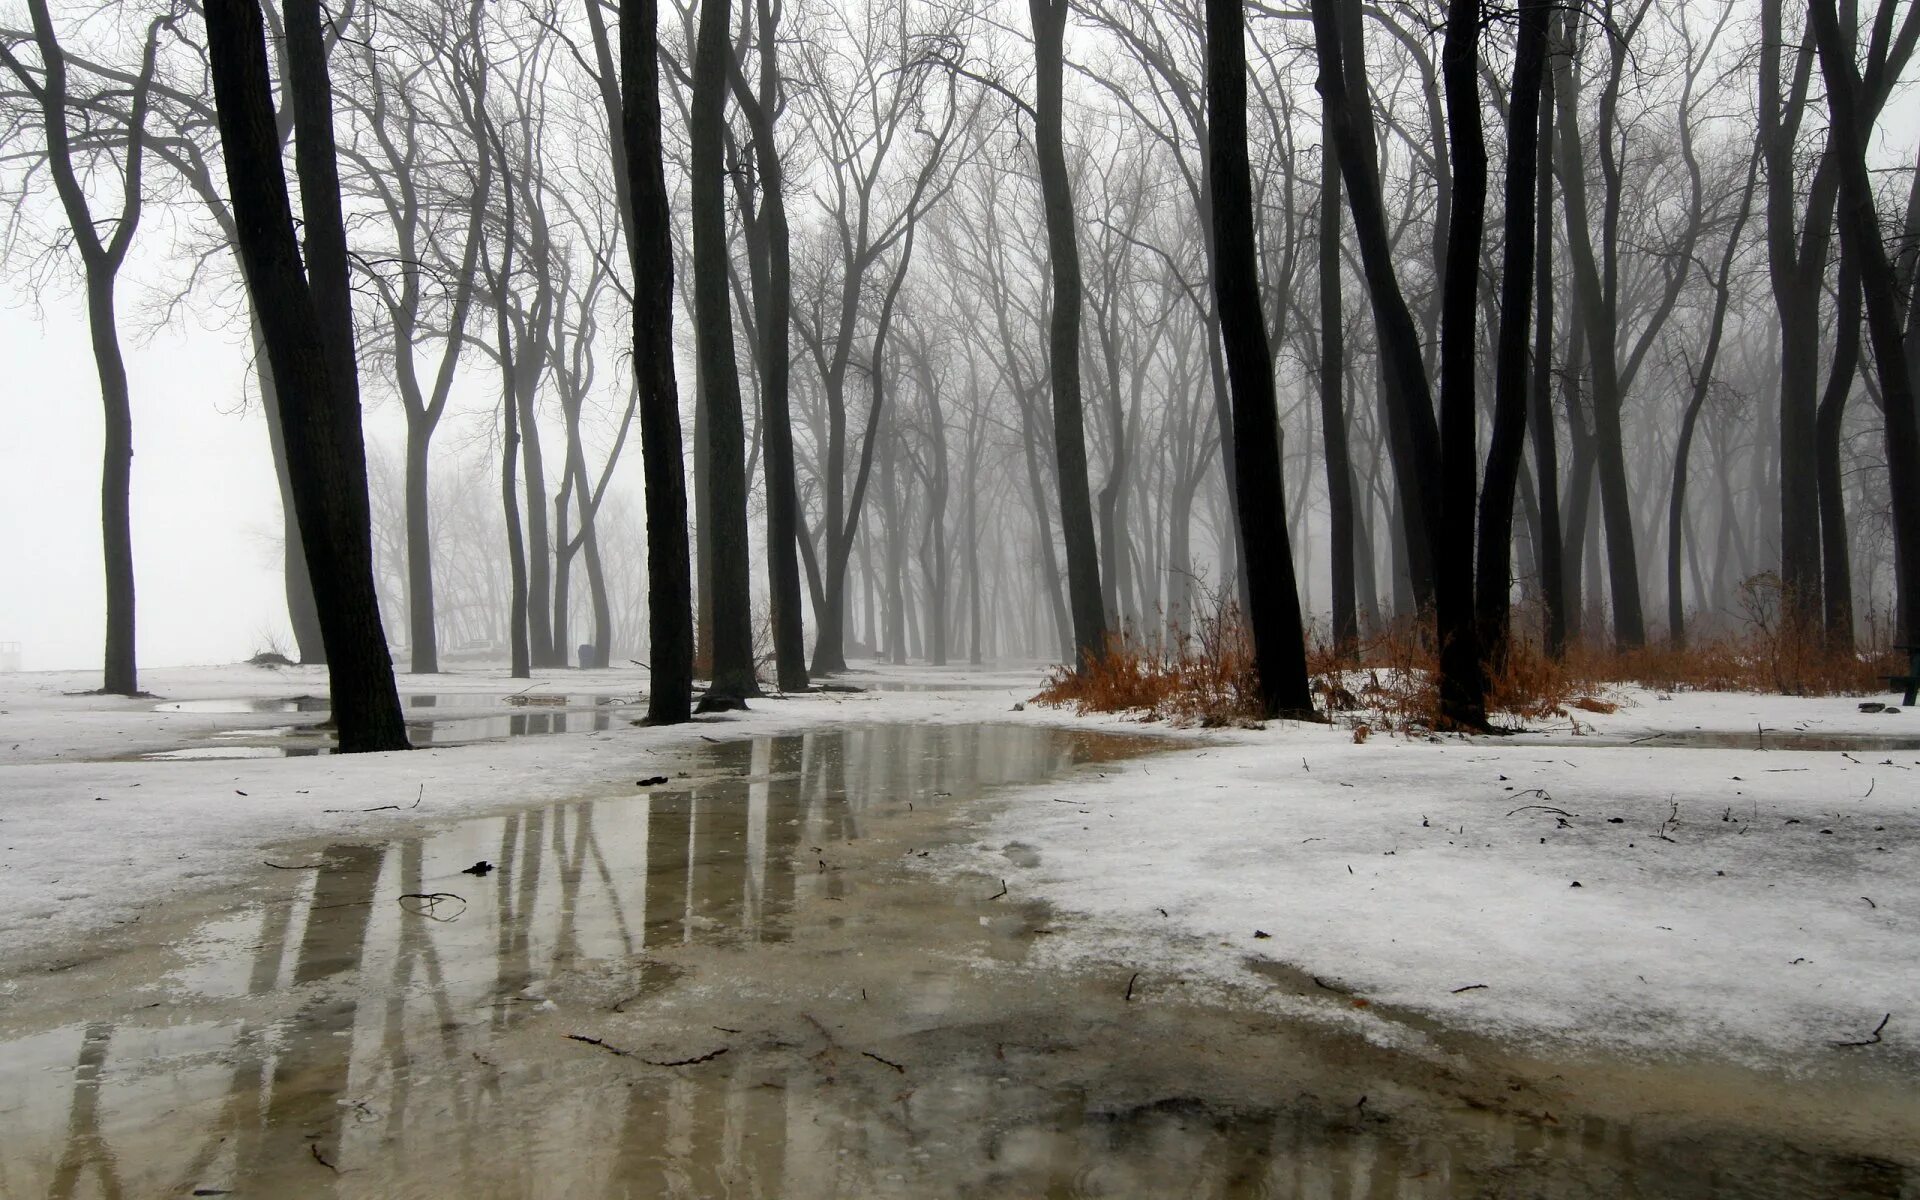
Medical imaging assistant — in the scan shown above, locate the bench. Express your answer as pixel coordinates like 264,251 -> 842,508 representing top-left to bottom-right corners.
1887,644 -> 1920,707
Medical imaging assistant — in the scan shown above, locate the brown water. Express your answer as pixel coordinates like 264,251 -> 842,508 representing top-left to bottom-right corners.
2,724 -> 1914,1198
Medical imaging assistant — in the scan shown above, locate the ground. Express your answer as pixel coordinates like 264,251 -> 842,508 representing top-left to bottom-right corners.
0,660 -> 1915,1191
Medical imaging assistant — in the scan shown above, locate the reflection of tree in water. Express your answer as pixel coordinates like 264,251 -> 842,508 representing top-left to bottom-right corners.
46,1023 -> 123,1200
21,727 -> 1912,1197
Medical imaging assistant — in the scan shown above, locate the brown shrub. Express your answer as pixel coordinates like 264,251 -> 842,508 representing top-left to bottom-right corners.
1037,578 -> 1894,732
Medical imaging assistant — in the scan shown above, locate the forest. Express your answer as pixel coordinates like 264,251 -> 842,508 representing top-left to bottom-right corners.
4,0 -> 1919,745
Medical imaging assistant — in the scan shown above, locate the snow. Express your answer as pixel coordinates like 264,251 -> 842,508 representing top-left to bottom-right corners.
0,661 -> 1048,960
2,660 -> 1915,1071
951,686 -> 1920,1070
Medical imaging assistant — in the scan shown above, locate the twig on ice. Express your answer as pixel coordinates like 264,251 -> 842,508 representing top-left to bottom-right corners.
1832,1013 -> 1891,1048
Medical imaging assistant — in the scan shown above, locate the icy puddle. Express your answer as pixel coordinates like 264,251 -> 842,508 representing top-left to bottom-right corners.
2,724 -> 1913,1198
142,694 -> 628,759
1620,729 -> 1920,753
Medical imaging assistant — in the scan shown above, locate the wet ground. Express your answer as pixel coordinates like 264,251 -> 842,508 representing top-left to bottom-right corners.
141,694 -> 628,759
3,723 -> 1916,1198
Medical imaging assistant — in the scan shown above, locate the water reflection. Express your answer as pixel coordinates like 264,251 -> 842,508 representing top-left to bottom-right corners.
2,724 -> 1910,1198
139,706 -> 619,759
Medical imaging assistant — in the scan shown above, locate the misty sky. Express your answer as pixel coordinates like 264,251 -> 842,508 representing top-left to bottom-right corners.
2,276 -> 289,672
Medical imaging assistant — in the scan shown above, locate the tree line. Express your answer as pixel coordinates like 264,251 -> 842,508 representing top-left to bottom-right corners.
3,0 -> 1917,744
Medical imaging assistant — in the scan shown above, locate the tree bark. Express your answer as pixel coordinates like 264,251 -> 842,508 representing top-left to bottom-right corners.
688,0 -> 759,701
730,0 -> 807,691
1317,93 -> 1357,654
1432,0 -> 1488,727
1030,0 -> 1107,666
1668,157 -> 1757,648
1527,68 -> 1565,658
1205,0 -> 1313,716
1475,0 -> 1548,671
1808,0 -> 1920,646
622,0 -> 695,722
204,0 -> 408,751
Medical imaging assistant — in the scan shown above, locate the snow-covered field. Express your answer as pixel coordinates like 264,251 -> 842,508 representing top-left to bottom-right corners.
2,660 -> 1914,1072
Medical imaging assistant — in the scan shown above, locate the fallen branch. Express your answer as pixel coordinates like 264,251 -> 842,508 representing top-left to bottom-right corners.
861,1050 -> 906,1073
643,1047 -> 729,1067
263,861 -> 320,870
1832,1013 -> 1891,1048
987,879 -> 1008,900
1125,972 -> 1140,1002
1450,983 -> 1489,994
310,1144 -> 337,1172
398,892 -> 467,922
1506,804 -> 1575,819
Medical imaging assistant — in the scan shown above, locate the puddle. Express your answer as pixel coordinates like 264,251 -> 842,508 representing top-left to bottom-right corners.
1619,730 -> 1920,752
3,724 -> 1914,1198
155,692 -> 625,715
142,696 -> 626,759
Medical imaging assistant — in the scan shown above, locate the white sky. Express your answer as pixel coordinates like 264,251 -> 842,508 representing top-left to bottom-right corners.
0,277 -> 288,672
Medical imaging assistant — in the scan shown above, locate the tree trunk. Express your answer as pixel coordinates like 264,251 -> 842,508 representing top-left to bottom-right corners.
86,277 -> 138,696
1549,19 -> 1645,647
205,0 -> 408,752
1809,0 -> 1920,645
687,0 -> 752,702
1206,0 -> 1313,716
252,318 -> 326,662
1030,0 -> 1107,666
1526,71 -> 1566,659
403,419 -> 438,672
1474,0 -> 1548,672
1432,0 -> 1489,727
1817,246 -> 1861,652
1670,156 -> 1759,646
731,0 -> 807,692
1318,98 -> 1358,654
621,0 -> 694,722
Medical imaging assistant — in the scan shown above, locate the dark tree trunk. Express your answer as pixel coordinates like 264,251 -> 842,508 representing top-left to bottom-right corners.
252,318 -> 325,662
403,421 -> 437,671
1671,157 -> 1758,647
1474,0 -> 1548,673
1527,71 -> 1566,659
1809,0 -> 1920,645
621,0 -> 694,722
518,384 -> 556,667
1550,18 -> 1645,647
731,0 -> 807,692
1432,0 -> 1489,728
88,278 -> 138,696
1318,100 -> 1358,654
1309,0 -> 1443,591
1206,0 -> 1313,716
689,0 -> 758,700
1817,238 -> 1862,652
499,299 -> 531,681
1030,0 -> 1107,666
14,0 -> 162,695
205,0 -> 408,752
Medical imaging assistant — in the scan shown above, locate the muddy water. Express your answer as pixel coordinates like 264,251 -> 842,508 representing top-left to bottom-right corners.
1,724 -> 1913,1198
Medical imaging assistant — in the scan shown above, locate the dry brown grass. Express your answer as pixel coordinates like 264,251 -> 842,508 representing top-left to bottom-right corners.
1036,574 -> 1896,731
1034,596 -> 1265,728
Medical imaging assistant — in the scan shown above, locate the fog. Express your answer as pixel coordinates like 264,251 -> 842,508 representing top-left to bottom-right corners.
3,0 -> 1917,714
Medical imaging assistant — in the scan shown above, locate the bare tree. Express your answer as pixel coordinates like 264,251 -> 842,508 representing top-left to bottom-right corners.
622,0 -> 695,721
1,1 -> 172,695
1029,0 -> 1106,665
203,0 -> 408,751
1203,0 -> 1311,716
